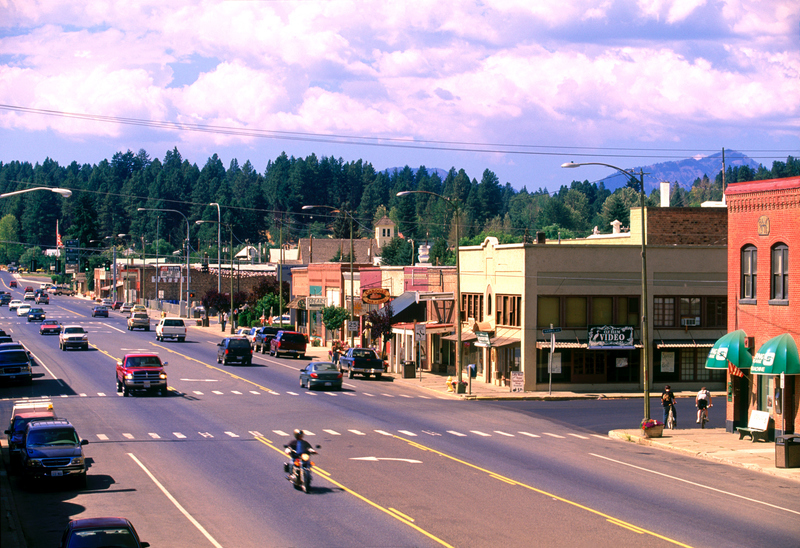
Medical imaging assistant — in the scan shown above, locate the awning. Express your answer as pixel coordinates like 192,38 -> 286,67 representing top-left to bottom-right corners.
286,297 -> 305,309
441,332 -> 477,342
657,339 -> 716,349
751,334 -> 800,375
490,336 -> 520,347
705,330 -> 752,370
535,340 -> 644,349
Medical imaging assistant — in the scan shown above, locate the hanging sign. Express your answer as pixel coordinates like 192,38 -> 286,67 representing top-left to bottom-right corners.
587,325 -> 635,349
362,288 -> 390,304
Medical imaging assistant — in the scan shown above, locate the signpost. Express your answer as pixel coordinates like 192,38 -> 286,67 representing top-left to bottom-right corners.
414,323 -> 426,381
510,371 -> 525,393
543,325 -> 562,395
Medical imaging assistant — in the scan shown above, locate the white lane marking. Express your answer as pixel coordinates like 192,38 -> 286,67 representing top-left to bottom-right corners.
224,431 -> 239,438
304,431 -> 316,436
26,348 -> 61,383
98,392 -> 106,397
128,453 -> 223,548
273,430 -> 289,437
568,433 -> 590,439
363,393 -> 375,397
286,391 -> 299,396
422,430 -> 441,436
543,433 -> 565,438
173,432 -> 186,439
348,429 -> 366,436
123,433 -> 134,439
212,391 -> 223,395
343,392 -> 356,396
323,429 -> 341,436
102,322 -> 126,333
447,431 -> 467,437
375,430 -> 393,436
325,392 -> 338,396
400,394 -> 413,398
149,433 -> 160,439
79,393 -> 87,397
199,432 -> 213,438
60,394 -> 68,397
248,431 -> 263,438
381,393 -> 394,398
519,432 -> 540,438
418,395 -> 431,399
470,430 -> 491,437
494,431 -> 514,437
304,391 -> 318,396
231,391 -> 242,395
591,434 -> 611,440
590,453 -> 800,516
193,391 -> 204,395
97,434 -> 109,441
249,391 -> 260,395
398,430 -> 417,437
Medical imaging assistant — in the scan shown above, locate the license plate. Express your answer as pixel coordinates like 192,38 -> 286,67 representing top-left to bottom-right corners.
51,470 -> 63,477
143,381 -> 150,388
325,382 -> 331,386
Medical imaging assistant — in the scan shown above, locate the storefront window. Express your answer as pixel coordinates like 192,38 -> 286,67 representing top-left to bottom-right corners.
565,297 -> 586,328
653,297 -> 675,327
771,243 -> 788,301
592,297 -> 613,325
705,297 -> 726,328
537,297 -> 559,328
741,245 -> 757,300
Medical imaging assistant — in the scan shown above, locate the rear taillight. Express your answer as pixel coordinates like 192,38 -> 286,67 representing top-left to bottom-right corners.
310,373 -> 318,378
337,373 -> 343,379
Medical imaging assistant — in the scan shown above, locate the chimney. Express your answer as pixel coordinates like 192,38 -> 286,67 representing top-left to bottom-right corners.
660,182 -> 670,207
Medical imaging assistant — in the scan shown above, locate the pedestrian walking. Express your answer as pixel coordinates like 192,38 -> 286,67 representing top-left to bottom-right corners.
661,385 -> 677,428
221,311 -> 227,332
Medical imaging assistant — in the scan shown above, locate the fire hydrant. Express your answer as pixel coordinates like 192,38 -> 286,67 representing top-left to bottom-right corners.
446,376 -> 454,392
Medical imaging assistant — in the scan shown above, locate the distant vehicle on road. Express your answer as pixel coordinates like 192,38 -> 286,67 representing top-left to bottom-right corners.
23,291 -> 35,301
0,348 -> 33,384
269,330 -> 307,359
116,353 -> 168,396
39,320 -> 61,335
9,280 -> 17,287
217,337 -> 253,365
91,306 -> 109,318
155,318 -> 186,342
8,299 -> 22,311
253,326 -> 280,353
27,307 -> 46,322
16,304 -> 31,316
35,293 -> 49,304
59,325 -> 89,351
120,302 -> 133,313
338,347 -> 385,379
127,313 -> 150,331
20,418 -> 88,487
299,361 -> 342,390
59,517 -> 150,548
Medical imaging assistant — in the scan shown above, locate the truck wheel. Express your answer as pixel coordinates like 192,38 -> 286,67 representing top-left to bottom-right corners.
123,386 -> 130,397
347,369 -> 354,379
145,326 -> 150,331
261,345 -> 267,354
178,337 -> 185,342
375,373 -> 382,379
364,373 -> 371,379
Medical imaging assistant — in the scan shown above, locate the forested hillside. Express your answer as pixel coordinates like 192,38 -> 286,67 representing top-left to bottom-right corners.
0,149 -> 797,269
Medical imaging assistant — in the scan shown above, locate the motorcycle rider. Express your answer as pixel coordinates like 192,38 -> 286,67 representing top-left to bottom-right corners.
287,429 -> 313,458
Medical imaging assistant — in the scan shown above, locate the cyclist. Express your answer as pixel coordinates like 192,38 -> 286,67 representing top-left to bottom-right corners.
696,387 -> 712,424
661,385 -> 677,428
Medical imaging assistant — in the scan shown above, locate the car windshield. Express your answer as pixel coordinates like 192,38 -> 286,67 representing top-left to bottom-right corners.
127,356 -> 162,367
68,528 -> 138,548
280,334 -> 306,344
228,339 -> 251,348
132,314 -> 148,319
27,428 -> 78,446
351,349 -> 377,359
0,351 -> 28,364
314,363 -> 339,371
164,319 -> 184,326
30,308 -> 43,313
64,327 -> 86,334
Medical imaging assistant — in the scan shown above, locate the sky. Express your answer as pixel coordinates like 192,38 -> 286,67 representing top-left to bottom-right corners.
1,0 -> 798,192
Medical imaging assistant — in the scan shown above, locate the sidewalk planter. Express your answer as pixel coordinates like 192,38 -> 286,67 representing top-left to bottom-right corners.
642,425 -> 664,438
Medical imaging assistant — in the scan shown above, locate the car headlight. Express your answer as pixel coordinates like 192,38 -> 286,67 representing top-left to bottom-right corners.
27,459 -> 43,467
82,335 -> 88,341
125,373 -> 133,380
70,456 -> 84,466
159,373 -> 167,380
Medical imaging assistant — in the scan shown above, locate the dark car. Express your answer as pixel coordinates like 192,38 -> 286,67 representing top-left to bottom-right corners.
20,419 -> 88,486
27,306 -> 46,322
0,293 -> 11,306
91,306 -> 109,318
217,337 -> 253,365
299,361 -> 343,390
269,330 -> 308,359
253,326 -> 280,353
40,319 -> 61,335
0,349 -> 32,384
60,517 -> 150,548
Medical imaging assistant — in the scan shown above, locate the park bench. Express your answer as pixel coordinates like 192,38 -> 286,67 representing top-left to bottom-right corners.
736,410 -> 770,442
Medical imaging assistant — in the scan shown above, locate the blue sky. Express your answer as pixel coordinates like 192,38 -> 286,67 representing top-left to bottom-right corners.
1,0 -> 797,191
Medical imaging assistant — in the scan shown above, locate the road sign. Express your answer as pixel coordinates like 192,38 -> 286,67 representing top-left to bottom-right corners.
542,327 -> 562,334
347,321 -> 359,333
414,324 -> 426,342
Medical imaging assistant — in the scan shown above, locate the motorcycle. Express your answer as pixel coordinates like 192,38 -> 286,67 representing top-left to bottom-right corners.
284,444 -> 319,493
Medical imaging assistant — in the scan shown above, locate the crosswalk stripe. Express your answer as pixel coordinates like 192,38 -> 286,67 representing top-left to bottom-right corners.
400,394 -> 413,398
305,431 -> 316,436
286,391 -> 298,396
418,395 -> 431,399
568,433 -> 589,439
471,430 -> 491,437
173,432 -> 186,439
348,429 -> 366,435
273,430 -> 289,437
374,430 -> 393,436
193,391 -> 204,395
79,393 -> 87,397
447,431 -> 466,437
543,433 -> 565,438
98,392 -> 106,397
323,429 -> 341,436
212,390 -> 223,395
363,393 -> 375,397
248,431 -> 263,438
494,431 -> 514,437
225,431 -> 239,438
398,430 -> 417,436
123,433 -> 134,439
304,391 -> 318,396
148,433 -> 160,439
199,432 -> 213,438
325,392 -> 338,396
518,432 -> 540,438
343,393 -> 356,396
231,391 -> 242,395
97,434 -> 109,440
382,393 -> 394,398
250,391 -> 260,395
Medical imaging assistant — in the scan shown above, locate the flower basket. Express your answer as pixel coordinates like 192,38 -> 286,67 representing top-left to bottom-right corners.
642,424 -> 664,438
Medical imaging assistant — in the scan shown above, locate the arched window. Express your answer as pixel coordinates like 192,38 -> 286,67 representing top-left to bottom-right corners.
771,243 -> 788,301
740,245 -> 757,300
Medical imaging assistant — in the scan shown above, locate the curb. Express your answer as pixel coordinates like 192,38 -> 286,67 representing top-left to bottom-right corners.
0,443 -> 27,548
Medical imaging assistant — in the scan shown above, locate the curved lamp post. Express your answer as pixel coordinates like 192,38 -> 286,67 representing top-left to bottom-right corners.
396,190 -> 463,389
302,205 -> 356,347
562,161 -> 650,419
0,187 -> 72,199
138,208 -> 191,317
196,219 -> 234,334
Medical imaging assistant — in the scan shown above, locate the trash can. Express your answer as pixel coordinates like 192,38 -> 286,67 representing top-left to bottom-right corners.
776,434 -> 800,469
193,308 -> 201,318
402,360 -> 416,379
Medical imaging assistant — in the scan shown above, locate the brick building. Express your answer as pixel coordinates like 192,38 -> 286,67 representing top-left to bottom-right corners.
723,176 -> 799,437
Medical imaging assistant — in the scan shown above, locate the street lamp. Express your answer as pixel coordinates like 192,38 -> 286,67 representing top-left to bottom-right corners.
561,161 -> 650,419
90,234 -> 125,301
197,219 -> 234,334
396,190 -> 463,387
210,202 -> 221,293
0,187 -> 72,198
137,208 -> 191,317
302,205 -> 356,347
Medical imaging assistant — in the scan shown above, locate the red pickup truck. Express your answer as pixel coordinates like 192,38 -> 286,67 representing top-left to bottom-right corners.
116,353 -> 168,396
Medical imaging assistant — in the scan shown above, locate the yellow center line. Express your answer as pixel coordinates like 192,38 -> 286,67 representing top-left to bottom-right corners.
391,434 -> 692,548
149,342 -> 277,393
254,437 -> 453,548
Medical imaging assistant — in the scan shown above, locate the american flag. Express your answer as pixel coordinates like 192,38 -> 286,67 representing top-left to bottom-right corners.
728,362 -> 745,378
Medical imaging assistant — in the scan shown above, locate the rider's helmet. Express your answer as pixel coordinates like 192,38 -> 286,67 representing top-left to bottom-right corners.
293,429 -> 304,440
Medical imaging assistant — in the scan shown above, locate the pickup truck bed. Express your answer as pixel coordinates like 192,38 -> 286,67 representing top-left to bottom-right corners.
339,348 -> 385,379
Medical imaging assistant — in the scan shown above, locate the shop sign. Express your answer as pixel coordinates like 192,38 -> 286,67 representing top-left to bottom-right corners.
475,332 -> 491,347
587,325 -> 635,349
510,371 -> 525,393
307,297 -> 326,309
362,287 -> 390,304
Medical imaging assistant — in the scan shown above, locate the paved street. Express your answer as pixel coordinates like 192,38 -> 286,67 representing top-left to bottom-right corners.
2,274 -> 800,547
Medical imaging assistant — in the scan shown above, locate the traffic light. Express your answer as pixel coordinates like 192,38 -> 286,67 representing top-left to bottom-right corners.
189,292 -> 195,299
104,262 -> 110,271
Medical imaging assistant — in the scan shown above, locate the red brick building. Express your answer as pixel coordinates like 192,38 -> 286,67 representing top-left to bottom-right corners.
725,176 -> 799,437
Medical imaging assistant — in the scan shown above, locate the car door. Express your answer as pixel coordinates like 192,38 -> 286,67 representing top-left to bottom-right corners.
300,364 -> 312,385
217,339 -> 227,362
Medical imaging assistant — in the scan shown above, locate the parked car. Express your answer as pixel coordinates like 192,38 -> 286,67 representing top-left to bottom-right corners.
269,330 -> 307,359
245,327 -> 259,344
253,326 -> 281,353
101,299 -> 113,307
0,348 -> 33,384
23,291 -> 35,301
155,318 -> 186,342
111,301 -> 123,310
338,347 -> 386,379
299,361 -> 343,390
20,418 -> 88,486
116,353 -> 168,396
9,280 -> 17,288
54,286 -> 75,296
59,517 -> 150,548
8,299 -> 22,311
35,293 -> 49,304
27,306 -> 46,322
16,303 -> 31,316
91,306 -> 109,318
59,325 -> 89,351
127,313 -> 150,331
5,402 -> 56,467
217,337 -> 253,366
120,302 -> 133,313
39,319 -> 61,335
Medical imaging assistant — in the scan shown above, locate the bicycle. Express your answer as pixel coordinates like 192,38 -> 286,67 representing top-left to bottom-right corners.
666,404 -> 677,429
698,404 -> 712,429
